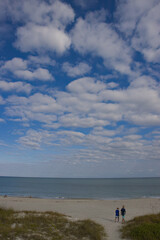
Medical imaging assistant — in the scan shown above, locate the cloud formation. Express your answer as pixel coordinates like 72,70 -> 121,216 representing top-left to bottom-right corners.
5,76 -> 160,128
1,0 -> 75,54
62,62 -> 91,77
0,81 -> 32,94
1,58 -> 53,81
72,10 -> 132,74
115,0 -> 160,63
0,0 -> 160,177
15,24 -> 71,54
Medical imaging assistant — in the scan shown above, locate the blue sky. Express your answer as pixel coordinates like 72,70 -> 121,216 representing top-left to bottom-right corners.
0,0 -> 160,178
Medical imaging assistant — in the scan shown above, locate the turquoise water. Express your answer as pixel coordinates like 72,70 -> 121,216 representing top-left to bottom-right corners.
0,177 -> 160,199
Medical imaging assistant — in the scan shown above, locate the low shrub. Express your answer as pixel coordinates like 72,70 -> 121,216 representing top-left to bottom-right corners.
120,213 -> 160,240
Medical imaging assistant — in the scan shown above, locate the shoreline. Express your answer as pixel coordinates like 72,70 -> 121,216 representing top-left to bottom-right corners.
1,194 -> 160,200
0,196 -> 160,240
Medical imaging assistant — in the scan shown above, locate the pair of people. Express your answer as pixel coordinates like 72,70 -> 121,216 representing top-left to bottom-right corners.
115,206 -> 126,223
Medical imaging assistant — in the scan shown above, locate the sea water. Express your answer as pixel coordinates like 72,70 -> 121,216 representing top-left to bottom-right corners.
0,177 -> 160,199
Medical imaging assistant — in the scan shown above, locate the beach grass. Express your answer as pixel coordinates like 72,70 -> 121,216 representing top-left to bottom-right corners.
120,213 -> 160,240
0,207 -> 106,240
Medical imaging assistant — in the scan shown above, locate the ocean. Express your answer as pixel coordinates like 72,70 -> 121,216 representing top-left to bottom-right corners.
0,177 -> 160,200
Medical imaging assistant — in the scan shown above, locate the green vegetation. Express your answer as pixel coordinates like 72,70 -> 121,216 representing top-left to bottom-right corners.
0,207 -> 106,240
120,213 -> 160,240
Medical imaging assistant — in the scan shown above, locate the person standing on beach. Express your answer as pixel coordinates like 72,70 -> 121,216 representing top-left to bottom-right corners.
121,206 -> 126,223
115,208 -> 119,222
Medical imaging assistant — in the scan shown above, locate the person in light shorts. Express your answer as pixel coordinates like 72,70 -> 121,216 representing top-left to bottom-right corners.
121,205 -> 126,223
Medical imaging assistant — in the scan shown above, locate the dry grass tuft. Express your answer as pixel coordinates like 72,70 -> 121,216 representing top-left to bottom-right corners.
0,208 -> 106,240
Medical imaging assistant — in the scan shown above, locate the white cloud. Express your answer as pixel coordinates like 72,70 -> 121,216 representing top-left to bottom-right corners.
115,0 -> 158,36
18,129 -> 53,149
132,2 -> 160,63
1,58 -> 53,81
5,75 -> 160,129
106,82 -> 119,89
98,81 -> 160,126
28,55 -> 56,66
62,62 -> 91,77
91,127 -> 116,137
57,130 -> 85,145
67,77 -> 106,93
0,81 -> 32,94
18,130 -> 43,149
15,68 -> 53,81
71,10 -> 132,74
59,114 -> 109,128
127,114 -> 160,126
18,129 -> 85,149
1,0 -> 75,26
3,72 -> 159,173
6,93 -> 62,124
15,127 -> 160,176
130,76 -> 158,89
15,24 -> 71,54
50,0 -> 75,28
115,0 -> 160,63
2,57 -> 27,71
0,0 -> 160,177
1,0 -> 75,54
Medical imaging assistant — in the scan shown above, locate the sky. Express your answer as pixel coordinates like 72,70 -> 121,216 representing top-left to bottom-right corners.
0,0 -> 160,178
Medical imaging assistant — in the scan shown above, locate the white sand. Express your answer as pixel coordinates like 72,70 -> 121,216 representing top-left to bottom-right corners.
0,196 -> 160,240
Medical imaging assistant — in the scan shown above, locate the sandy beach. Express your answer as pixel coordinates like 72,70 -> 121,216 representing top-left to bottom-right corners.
0,196 -> 160,240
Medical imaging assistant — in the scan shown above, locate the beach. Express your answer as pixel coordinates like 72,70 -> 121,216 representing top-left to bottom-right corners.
0,196 -> 160,240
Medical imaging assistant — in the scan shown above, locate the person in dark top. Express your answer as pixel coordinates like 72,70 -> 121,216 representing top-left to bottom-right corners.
121,205 -> 126,223
115,207 -> 119,222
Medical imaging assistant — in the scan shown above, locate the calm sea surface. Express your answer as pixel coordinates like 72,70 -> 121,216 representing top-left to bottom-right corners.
0,177 -> 160,200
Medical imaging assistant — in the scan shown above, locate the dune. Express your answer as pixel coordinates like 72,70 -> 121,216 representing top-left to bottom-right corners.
0,196 -> 160,240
